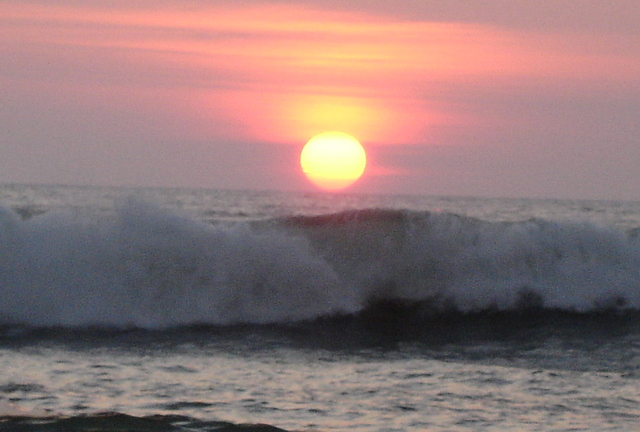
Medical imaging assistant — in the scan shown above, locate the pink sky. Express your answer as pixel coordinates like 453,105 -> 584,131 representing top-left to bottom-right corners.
1,0 -> 639,199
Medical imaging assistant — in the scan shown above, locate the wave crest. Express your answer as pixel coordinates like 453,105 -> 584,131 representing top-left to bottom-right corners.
1,203 -> 639,327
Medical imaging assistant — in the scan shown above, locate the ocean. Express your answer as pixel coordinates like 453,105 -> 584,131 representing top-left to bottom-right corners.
0,183 -> 639,431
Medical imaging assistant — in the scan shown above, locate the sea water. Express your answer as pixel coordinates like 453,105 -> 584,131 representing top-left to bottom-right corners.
0,183 -> 639,431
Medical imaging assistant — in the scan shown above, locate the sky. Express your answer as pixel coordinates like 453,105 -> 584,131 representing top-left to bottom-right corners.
1,0 -> 639,200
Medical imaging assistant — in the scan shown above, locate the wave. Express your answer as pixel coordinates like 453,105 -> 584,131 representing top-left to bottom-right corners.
0,411 -> 288,432
1,200 -> 640,328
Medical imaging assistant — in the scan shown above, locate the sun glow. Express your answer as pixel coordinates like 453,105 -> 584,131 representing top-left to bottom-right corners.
300,132 -> 367,190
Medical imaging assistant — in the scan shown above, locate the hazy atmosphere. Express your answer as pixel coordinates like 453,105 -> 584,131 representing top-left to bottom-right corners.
1,0 -> 639,200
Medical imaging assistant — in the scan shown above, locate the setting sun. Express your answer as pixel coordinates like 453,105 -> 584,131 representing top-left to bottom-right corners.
300,132 -> 367,191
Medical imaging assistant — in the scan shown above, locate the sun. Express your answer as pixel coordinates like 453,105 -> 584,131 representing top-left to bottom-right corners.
300,132 -> 367,191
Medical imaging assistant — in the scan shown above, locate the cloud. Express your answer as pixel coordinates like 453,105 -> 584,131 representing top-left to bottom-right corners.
1,0 -> 639,197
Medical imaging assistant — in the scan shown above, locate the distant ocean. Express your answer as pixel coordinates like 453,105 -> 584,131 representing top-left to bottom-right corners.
1,183 -> 639,432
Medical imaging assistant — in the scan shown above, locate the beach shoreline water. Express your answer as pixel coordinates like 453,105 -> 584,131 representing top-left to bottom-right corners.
1,184 -> 639,431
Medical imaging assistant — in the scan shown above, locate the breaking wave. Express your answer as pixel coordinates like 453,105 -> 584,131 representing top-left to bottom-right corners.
1,200 -> 640,328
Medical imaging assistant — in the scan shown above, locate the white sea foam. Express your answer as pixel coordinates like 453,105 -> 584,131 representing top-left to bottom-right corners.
0,200 -> 356,327
286,210 -> 640,313
1,201 -> 639,327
